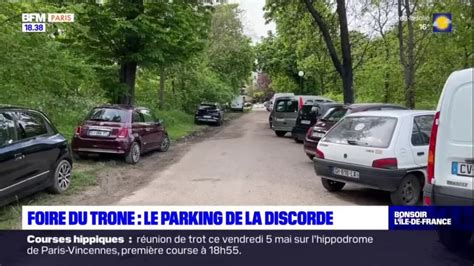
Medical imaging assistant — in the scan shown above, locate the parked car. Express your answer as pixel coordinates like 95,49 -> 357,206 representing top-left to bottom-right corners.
231,95 -> 245,112
270,95 -> 333,137
304,103 -> 407,160
268,92 -> 294,113
0,106 -> 72,206
195,102 -> 224,126
422,68 -> 473,250
292,102 -> 342,143
313,110 -> 435,205
71,105 -> 170,164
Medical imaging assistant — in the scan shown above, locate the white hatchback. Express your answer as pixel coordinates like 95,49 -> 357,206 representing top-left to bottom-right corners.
313,110 -> 435,205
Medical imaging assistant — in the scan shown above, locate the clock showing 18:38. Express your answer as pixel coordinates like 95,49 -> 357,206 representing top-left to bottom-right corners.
22,23 -> 46,33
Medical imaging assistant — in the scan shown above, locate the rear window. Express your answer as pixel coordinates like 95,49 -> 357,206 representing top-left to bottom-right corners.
275,99 -> 298,112
300,105 -> 315,116
322,107 -> 347,122
86,108 -> 128,123
323,116 -> 398,148
199,104 -> 217,110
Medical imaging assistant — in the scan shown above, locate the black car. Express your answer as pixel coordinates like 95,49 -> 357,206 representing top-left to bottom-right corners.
0,106 -> 72,206
194,103 -> 224,126
292,102 -> 343,143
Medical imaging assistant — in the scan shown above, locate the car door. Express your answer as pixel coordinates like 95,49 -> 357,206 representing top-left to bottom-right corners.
140,109 -> 163,149
0,111 -> 25,197
273,98 -> 298,130
411,114 -> 434,166
131,111 -> 149,151
9,111 -> 58,190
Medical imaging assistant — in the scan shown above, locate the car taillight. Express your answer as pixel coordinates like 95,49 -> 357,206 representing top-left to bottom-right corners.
75,126 -> 82,136
423,195 -> 432,206
117,127 -> 129,138
306,127 -> 313,138
372,158 -> 398,169
315,148 -> 325,159
427,111 -> 440,184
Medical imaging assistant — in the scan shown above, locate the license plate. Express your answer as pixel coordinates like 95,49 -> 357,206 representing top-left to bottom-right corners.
312,132 -> 325,138
301,120 -> 311,125
452,162 -> 474,177
203,115 -> 211,119
333,167 -> 360,179
88,130 -> 110,137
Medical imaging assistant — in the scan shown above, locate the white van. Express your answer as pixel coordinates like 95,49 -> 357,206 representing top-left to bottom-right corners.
423,68 -> 473,250
231,95 -> 245,112
423,68 -> 473,205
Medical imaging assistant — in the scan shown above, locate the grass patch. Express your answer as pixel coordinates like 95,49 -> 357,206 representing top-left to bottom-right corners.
155,109 -> 204,140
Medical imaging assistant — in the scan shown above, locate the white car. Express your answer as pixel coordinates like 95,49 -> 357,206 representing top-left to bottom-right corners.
313,110 -> 435,205
423,68 -> 473,249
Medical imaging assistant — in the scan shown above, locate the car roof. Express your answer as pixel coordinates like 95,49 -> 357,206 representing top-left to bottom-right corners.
346,109 -> 435,118
0,105 -> 43,112
346,103 -> 406,110
200,102 -> 218,105
94,104 -> 150,111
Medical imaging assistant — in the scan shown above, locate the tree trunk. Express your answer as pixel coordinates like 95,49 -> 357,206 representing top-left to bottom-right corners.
398,0 -> 416,109
159,65 -> 166,110
118,61 -> 137,105
304,0 -> 354,104
336,0 -> 354,104
383,45 -> 391,103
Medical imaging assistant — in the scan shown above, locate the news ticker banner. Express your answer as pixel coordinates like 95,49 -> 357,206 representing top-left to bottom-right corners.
22,206 -> 474,231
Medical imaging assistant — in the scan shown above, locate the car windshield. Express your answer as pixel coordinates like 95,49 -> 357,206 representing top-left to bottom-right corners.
86,108 -> 128,123
321,107 -> 347,122
323,116 -> 398,148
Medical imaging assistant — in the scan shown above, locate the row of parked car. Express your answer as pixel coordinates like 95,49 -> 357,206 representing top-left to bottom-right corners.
0,104 -> 174,205
0,98 -> 248,206
267,68 -> 473,210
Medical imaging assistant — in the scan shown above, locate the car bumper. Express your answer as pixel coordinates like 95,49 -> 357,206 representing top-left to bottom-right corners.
195,116 -> 220,122
72,137 -> 130,154
313,158 -> 407,191
303,139 -> 318,155
424,184 -> 474,206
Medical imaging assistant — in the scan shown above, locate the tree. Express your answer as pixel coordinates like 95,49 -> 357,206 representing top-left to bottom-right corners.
207,4 -> 254,93
72,1 -> 210,105
303,0 -> 354,104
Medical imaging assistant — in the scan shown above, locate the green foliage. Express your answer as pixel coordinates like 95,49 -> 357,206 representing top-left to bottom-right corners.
258,0 -> 473,107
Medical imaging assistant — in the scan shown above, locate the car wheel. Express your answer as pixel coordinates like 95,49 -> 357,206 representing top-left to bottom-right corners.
125,142 -> 141,164
438,229 -> 472,251
390,174 -> 421,205
48,159 -> 72,194
321,178 -> 345,192
216,118 -> 222,126
159,135 -> 170,152
275,131 -> 286,137
306,154 -> 315,161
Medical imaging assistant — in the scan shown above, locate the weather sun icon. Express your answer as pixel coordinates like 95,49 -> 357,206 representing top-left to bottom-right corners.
433,13 -> 452,32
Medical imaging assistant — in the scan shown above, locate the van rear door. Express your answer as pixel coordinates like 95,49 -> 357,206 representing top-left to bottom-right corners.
436,81 -> 473,190
273,98 -> 298,130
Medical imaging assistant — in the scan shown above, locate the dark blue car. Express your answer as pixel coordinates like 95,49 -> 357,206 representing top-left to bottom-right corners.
0,106 -> 72,206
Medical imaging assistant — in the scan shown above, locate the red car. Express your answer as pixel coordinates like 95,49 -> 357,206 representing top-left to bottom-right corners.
303,103 -> 407,160
71,105 -> 170,164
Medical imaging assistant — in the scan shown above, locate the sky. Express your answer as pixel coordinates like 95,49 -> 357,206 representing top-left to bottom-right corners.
234,0 -> 276,43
